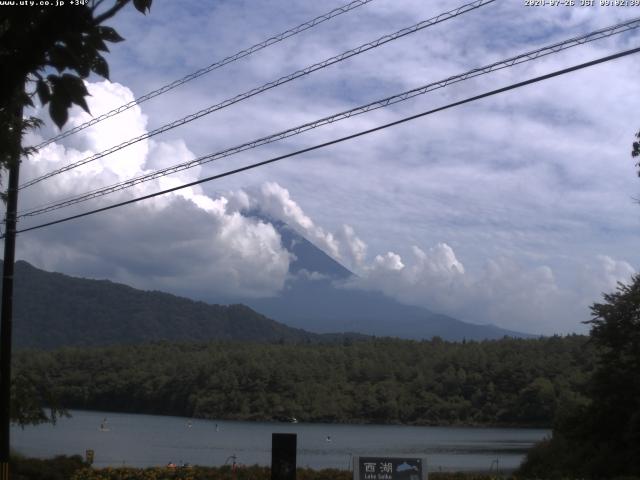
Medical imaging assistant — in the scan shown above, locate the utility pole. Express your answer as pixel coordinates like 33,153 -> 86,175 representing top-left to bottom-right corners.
0,106 -> 22,480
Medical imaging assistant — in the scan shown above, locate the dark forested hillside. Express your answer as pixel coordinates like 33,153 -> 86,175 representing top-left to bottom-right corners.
6,259 -> 521,348
7,260 -> 333,348
16,335 -> 593,427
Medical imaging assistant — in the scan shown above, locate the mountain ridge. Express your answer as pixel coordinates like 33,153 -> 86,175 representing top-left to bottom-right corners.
4,260 -> 364,349
2,215 -> 532,347
239,212 -> 533,341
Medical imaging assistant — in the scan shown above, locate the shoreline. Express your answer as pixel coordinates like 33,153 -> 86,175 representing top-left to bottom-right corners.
59,407 -> 553,430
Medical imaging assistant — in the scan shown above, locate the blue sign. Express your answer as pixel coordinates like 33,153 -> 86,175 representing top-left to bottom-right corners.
355,456 -> 424,480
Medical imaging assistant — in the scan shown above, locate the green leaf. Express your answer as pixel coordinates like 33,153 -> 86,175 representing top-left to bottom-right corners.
133,0 -> 152,14
75,52 -> 92,78
61,73 -> 89,95
49,98 -> 69,129
63,34 -> 85,60
91,53 -> 109,79
60,74 -> 91,114
89,33 -> 110,53
97,26 -> 124,43
59,36 -> 91,78
36,80 -> 51,105
49,75 -> 72,109
48,45 -> 74,72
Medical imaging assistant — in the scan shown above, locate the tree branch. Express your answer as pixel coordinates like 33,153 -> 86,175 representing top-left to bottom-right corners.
91,0 -> 107,12
93,0 -> 129,25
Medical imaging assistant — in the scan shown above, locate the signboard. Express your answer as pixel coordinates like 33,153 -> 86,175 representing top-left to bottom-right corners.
271,433 -> 296,480
353,456 -> 425,480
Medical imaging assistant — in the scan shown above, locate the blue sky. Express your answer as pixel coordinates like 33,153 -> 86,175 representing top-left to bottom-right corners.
12,0 -> 640,335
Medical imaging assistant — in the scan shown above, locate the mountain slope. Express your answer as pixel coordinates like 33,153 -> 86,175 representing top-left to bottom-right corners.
274,218 -> 352,279
5,261 -> 330,349
4,216 -> 531,347
242,215 -> 531,341
248,277 -> 526,341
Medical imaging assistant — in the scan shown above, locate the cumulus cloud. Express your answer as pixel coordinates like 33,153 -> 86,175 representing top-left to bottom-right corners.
336,225 -> 368,269
231,182 -> 369,272
345,244 -> 635,335
255,182 -> 342,260
219,182 -> 637,335
373,251 -> 405,271
15,81 -> 292,299
12,85 -> 637,335
7,0 -> 640,336
578,255 -> 636,305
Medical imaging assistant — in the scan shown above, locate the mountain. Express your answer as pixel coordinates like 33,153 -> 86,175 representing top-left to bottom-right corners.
3,217 -> 530,348
4,260 -> 360,349
240,215 -> 531,341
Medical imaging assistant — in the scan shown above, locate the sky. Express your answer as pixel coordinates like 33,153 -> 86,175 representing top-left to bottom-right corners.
8,0 -> 640,335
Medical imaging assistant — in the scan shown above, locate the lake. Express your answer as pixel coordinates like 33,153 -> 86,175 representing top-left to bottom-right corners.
11,410 -> 549,472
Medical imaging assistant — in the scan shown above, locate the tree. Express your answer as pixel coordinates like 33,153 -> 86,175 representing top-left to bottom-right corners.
0,0 -> 152,428
519,275 -> 640,478
584,275 -> 640,476
633,130 -> 640,169
1,0 -> 152,170
520,133 -> 640,479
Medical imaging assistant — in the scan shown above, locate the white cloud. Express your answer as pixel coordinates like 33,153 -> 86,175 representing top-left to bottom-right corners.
336,224 -> 367,269
4,1 -> 639,336
346,244 -> 636,335
256,181 -> 342,260
373,251 -> 405,271
578,254 -> 636,303
16,81 -> 292,299
12,78 -> 638,334
220,182 -> 636,335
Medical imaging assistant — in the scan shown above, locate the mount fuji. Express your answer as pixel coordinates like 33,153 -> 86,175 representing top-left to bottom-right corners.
231,215 -> 531,341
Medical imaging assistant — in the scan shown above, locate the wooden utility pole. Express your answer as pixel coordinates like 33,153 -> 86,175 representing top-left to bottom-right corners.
0,107 -> 22,480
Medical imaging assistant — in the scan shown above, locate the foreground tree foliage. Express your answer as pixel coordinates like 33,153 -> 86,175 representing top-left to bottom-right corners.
14,336 -> 592,427
69,465 -> 502,480
633,129 -> 640,166
519,275 -> 640,478
0,0 -> 152,175
0,0 -> 151,424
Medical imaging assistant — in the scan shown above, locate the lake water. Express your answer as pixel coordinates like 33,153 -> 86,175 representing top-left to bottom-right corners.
11,410 -> 549,472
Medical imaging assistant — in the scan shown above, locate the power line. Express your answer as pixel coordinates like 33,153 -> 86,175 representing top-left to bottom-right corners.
18,15 -> 635,216
17,16 -> 640,219
13,45 -> 640,237
20,0 -> 496,190
31,0 -> 376,151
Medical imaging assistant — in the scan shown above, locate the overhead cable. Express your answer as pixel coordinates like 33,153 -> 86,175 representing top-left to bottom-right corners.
13,45 -> 640,236
32,0 -> 377,150
20,0 -> 496,190
17,16 -> 640,219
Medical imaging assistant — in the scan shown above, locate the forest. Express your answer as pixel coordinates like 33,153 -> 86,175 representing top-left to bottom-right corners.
14,335 -> 592,427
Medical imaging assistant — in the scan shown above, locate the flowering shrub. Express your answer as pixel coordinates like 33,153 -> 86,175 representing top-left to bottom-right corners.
70,465 -> 503,480
70,465 -> 359,480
